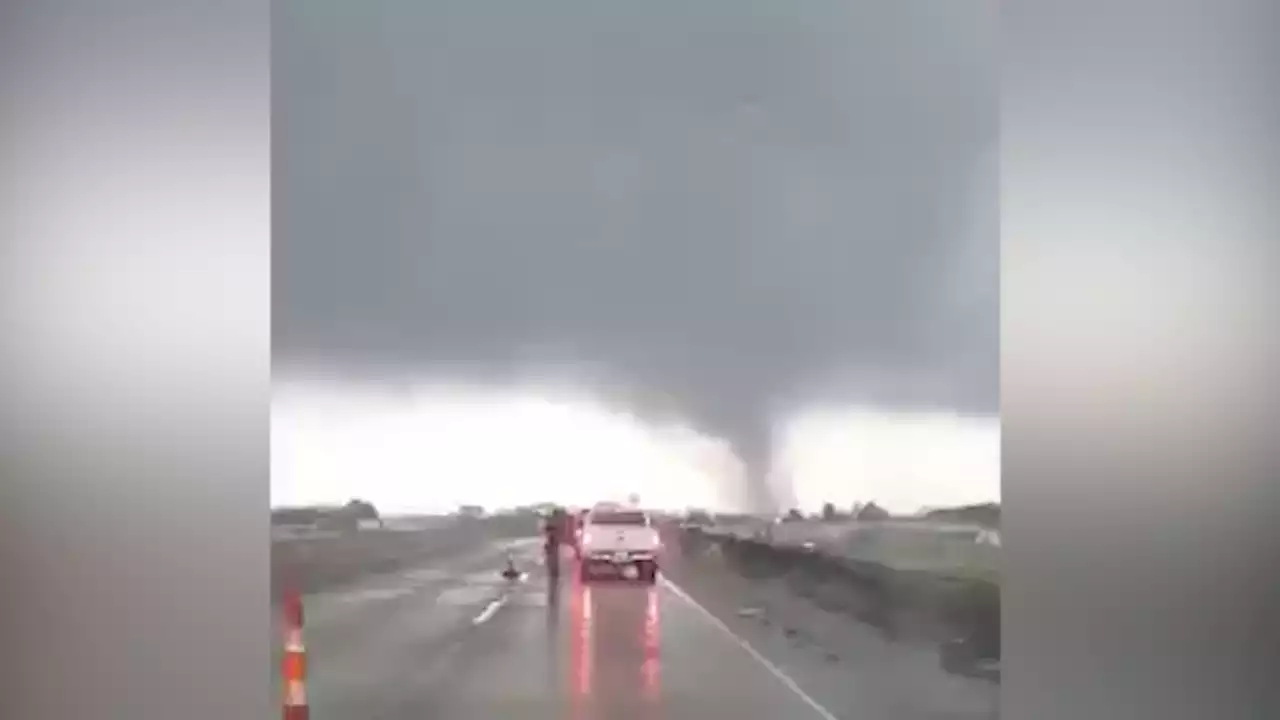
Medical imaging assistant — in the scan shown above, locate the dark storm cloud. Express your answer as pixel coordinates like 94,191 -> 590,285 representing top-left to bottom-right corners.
273,0 -> 997,503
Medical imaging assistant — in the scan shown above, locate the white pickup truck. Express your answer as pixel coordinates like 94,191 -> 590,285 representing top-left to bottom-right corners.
579,506 -> 661,584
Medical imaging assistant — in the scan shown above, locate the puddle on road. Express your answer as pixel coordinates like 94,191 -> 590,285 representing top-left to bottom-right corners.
434,586 -> 497,606
463,569 -> 535,587
402,568 -> 451,583
507,590 -> 550,608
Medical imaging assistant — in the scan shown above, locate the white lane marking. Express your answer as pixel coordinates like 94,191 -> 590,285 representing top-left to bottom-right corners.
472,594 -> 509,625
661,577 -> 841,720
335,587 -> 413,604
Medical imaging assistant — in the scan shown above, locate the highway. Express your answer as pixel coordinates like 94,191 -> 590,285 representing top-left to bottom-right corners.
272,534 -> 998,720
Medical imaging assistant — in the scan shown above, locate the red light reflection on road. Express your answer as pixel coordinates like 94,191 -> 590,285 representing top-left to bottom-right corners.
570,569 -> 593,705
641,585 -> 661,699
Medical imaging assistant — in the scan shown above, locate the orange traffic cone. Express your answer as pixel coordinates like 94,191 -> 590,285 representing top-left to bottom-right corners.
281,590 -> 309,720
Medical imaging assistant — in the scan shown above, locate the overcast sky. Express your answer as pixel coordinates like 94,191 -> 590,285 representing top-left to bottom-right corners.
272,1 -> 997,511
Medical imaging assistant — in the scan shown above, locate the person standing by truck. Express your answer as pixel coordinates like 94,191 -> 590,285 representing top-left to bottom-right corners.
540,509 -> 560,576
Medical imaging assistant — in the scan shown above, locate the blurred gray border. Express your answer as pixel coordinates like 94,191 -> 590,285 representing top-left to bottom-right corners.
1,3 -> 269,720
1004,1 -> 1280,718
2,2 -> 1278,720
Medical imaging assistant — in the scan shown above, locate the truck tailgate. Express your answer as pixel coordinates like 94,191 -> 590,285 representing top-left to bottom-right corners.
583,526 -> 656,554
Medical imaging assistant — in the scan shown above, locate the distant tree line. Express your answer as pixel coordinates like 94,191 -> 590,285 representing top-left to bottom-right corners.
782,501 -> 891,522
271,499 -> 382,532
923,502 -> 1000,528
789,500 -> 999,526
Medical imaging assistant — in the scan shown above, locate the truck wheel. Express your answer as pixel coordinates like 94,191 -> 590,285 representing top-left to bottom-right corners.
638,561 -> 658,585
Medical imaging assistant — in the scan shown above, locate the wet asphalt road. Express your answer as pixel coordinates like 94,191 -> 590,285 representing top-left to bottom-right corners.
273,538 -> 847,720
273,537 -> 998,720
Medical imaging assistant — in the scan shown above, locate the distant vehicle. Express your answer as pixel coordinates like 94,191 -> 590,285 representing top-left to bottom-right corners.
561,510 -> 584,557
570,508 -> 590,555
579,507 -> 661,584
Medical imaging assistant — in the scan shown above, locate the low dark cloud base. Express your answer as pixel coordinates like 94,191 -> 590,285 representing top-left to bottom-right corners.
273,0 -> 998,510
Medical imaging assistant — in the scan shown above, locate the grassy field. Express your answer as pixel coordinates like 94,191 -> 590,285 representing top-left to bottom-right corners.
705,518 -> 1001,579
